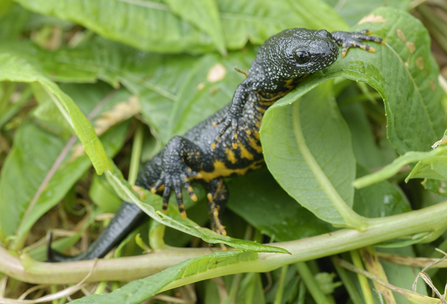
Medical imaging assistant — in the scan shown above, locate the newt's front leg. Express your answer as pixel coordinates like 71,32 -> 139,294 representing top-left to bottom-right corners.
150,136 -> 202,217
211,78 -> 259,150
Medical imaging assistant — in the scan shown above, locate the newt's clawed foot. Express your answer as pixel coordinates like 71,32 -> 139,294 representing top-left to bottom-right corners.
332,29 -> 385,57
151,167 -> 199,217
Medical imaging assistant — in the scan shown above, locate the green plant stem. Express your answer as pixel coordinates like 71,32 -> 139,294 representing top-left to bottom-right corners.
350,250 -> 374,304
295,262 -> 329,304
128,122 -> 143,185
222,274 -> 242,304
2,200 -> 447,285
274,265 -> 289,304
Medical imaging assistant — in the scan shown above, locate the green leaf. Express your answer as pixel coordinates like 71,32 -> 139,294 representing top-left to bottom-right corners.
0,52 -> 111,174
14,0 -> 215,54
105,170 -> 289,254
262,81 -> 359,227
262,7 -> 445,225
69,250 -> 258,304
164,0 -> 226,55
0,4 -> 30,40
219,0 -> 348,49
323,0 -> 412,26
15,0 -> 347,54
227,168 -> 332,242
353,164 -> 411,218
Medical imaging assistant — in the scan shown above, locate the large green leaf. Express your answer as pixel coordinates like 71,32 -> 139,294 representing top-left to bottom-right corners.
261,7 -> 445,226
262,81 -> 358,226
15,0 -> 348,54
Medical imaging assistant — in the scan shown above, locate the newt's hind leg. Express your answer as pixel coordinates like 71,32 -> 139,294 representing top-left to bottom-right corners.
205,178 -> 229,237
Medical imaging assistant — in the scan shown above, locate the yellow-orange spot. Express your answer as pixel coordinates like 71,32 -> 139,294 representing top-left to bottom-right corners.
240,144 -> 254,160
416,56 -> 424,70
162,209 -> 168,215
150,188 -> 157,194
406,41 -> 415,53
207,193 -> 213,202
211,143 -> 216,149
342,51 -> 347,57
225,148 -> 237,164
396,28 -> 406,42
180,210 -> 187,218
245,129 -> 251,135
253,130 -> 260,140
213,210 -> 219,217
368,46 -> 375,53
196,159 -> 264,182
131,185 -> 146,199
358,14 -> 387,24
381,40 -> 386,44
232,142 -> 238,149
248,136 -> 263,153
258,99 -> 275,106
430,80 -> 436,92
207,63 -> 226,82
257,107 -> 266,114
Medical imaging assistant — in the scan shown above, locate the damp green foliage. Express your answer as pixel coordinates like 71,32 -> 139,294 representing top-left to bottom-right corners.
1,2 -> 447,304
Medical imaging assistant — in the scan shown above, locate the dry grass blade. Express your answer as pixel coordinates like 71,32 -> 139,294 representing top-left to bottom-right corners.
360,247 -> 396,304
412,249 -> 447,303
93,95 -> 140,136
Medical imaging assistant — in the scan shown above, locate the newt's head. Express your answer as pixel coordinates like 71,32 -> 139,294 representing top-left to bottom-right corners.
253,28 -> 339,79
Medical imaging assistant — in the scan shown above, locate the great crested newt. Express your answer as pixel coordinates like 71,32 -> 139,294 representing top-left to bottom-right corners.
48,28 -> 384,262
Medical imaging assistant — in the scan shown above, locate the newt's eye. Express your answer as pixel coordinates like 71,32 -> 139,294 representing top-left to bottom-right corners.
294,51 -> 310,64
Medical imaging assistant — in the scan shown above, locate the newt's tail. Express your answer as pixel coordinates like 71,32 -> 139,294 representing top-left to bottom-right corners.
47,202 -> 145,262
